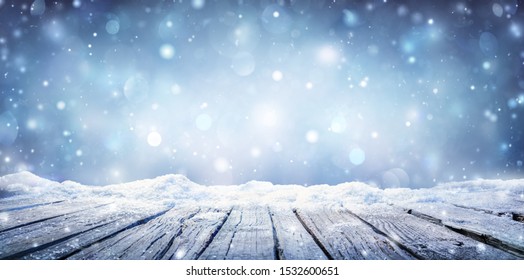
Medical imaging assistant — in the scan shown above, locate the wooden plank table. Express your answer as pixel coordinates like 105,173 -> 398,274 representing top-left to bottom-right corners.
1,196 -> 522,260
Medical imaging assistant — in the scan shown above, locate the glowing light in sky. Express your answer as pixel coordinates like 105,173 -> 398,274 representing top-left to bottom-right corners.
214,158 -> 229,173
147,132 -> 162,147
159,44 -> 175,60
349,148 -> 366,166
272,70 -> 283,82
306,130 -> 319,144
317,45 -> 339,65
195,114 -> 213,131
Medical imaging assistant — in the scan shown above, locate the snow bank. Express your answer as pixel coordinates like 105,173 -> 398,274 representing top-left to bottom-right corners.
0,171 -> 61,199
0,172 -> 522,211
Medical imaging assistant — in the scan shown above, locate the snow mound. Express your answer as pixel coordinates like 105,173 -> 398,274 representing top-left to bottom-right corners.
0,171 -> 61,199
0,172 -> 523,211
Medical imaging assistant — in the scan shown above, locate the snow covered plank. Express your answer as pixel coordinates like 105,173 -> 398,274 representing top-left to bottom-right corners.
405,203 -> 524,258
199,206 -> 276,260
67,207 -> 200,260
294,207 -> 415,260
0,199 -> 112,233
346,204 -> 517,259
0,202 -> 169,259
68,207 -> 230,260
21,204 -> 170,260
159,208 -> 231,260
269,207 -> 328,260
449,204 -> 524,224
0,198 -> 64,212
432,181 -> 524,216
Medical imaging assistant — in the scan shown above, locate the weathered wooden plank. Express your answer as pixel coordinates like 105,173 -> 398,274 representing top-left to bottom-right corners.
295,207 -> 414,260
405,202 -> 524,258
21,205 -> 169,260
67,207 -> 200,260
157,208 -> 230,259
0,199 -> 112,233
435,183 -> 524,216
0,201 -> 169,259
67,207 -> 229,260
450,204 -> 524,224
269,207 -> 328,260
346,204 -> 518,259
122,208 -> 210,260
0,198 -> 64,212
199,206 -> 275,260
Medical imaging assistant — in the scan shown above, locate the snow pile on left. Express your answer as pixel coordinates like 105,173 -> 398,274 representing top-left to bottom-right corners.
0,171 -> 207,208
0,171 -> 374,208
1,171 -> 523,211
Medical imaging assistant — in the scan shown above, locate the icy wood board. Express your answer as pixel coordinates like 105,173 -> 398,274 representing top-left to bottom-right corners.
69,207 -> 230,260
403,202 -> 524,258
0,199 -> 112,233
0,202 -> 169,259
294,207 -> 415,260
198,207 -> 276,260
158,208 -> 231,260
346,204 -> 517,259
0,198 -> 64,212
269,207 -> 328,260
21,205 -> 170,260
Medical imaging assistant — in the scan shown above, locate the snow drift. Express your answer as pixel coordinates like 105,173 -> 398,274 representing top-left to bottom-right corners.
1,171 -> 522,213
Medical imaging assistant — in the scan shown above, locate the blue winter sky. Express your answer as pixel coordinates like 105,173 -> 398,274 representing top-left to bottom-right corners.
1,0 -> 523,187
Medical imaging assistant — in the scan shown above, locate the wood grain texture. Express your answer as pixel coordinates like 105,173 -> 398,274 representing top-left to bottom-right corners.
0,198 -> 64,212
0,202 -> 169,259
346,204 -> 517,259
269,207 -> 328,260
68,207 -> 230,260
404,202 -> 524,258
295,207 -> 415,260
0,199 -> 111,233
199,206 -> 276,260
